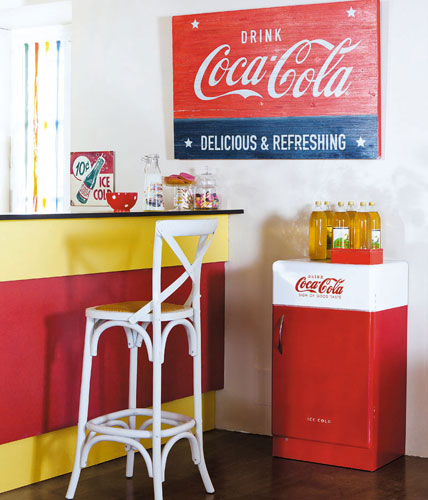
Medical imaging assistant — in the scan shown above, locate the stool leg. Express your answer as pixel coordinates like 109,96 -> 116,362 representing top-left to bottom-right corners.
66,318 -> 95,499
152,319 -> 163,500
193,312 -> 215,494
126,344 -> 138,478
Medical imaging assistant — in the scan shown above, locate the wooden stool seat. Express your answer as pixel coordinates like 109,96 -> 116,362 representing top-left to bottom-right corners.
88,301 -> 192,320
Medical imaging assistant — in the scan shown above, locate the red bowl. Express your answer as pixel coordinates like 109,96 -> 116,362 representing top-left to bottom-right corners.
106,192 -> 138,212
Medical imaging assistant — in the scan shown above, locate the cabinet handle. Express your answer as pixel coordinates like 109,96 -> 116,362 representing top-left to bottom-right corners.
278,314 -> 284,354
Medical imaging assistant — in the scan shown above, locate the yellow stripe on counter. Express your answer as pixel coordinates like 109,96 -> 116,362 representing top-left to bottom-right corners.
0,392 -> 215,494
0,215 -> 228,282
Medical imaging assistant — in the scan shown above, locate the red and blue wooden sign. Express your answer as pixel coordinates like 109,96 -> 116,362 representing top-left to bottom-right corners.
172,0 -> 381,159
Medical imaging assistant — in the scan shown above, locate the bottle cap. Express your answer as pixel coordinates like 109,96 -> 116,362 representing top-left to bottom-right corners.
142,153 -> 159,160
360,201 -> 367,206
338,201 -> 344,206
369,201 -> 376,206
323,201 -> 331,205
315,201 -> 322,206
347,201 -> 355,207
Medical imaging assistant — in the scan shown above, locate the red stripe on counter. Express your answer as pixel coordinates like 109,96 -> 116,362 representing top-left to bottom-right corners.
0,263 -> 225,445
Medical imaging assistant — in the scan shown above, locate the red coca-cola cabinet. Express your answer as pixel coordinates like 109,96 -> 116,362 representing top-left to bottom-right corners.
272,260 -> 408,471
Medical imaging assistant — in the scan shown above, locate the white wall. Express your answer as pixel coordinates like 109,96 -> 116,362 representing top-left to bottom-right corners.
71,0 -> 428,457
0,29 -> 11,212
0,1 -> 71,29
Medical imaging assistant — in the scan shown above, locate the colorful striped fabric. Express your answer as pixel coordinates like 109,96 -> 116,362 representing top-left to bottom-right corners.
18,36 -> 68,212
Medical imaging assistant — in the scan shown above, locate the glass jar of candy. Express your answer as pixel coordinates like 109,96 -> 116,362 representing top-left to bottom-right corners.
194,168 -> 219,209
173,184 -> 194,210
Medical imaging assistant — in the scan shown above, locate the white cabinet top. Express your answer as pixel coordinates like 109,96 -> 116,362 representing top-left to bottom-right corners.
273,260 -> 408,311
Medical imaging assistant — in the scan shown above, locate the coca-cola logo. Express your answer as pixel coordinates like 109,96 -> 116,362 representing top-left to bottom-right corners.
295,276 -> 345,295
194,38 -> 360,102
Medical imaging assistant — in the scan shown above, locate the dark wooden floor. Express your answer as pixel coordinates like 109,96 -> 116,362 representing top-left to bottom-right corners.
3,430 -> 428,500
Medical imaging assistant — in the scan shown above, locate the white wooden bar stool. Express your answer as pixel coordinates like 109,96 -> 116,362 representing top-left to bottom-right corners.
66,218 -> 218,499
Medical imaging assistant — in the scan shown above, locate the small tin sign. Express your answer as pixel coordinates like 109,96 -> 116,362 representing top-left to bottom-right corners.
172,0 -> 381,159
70,151 -> 115,206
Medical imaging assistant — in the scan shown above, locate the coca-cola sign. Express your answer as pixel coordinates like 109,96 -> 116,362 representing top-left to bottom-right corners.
295,276 -> 345,295
70,151 -> 115,207
172,0 -> 380,159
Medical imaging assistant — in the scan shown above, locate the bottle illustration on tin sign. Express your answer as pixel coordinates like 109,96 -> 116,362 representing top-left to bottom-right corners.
76,155 -> 105,204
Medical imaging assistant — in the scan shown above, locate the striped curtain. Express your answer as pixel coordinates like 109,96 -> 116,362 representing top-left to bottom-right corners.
12,33 -> 69,213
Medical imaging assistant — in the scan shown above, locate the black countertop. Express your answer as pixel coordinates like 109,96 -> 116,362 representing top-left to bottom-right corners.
0,209 -> 244,221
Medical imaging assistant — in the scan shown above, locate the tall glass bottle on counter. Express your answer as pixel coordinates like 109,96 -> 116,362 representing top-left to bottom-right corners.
142,154 -> 164,211
323,201 -> 334,259
333,202 -> 350,249
309,201 -> 327,260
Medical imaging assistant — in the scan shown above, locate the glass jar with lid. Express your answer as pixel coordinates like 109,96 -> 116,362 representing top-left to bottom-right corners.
164,172 -> 195,210
194,168 -> 219,209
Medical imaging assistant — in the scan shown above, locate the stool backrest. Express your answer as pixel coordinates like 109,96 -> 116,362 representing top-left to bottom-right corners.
129,218 -> 218,323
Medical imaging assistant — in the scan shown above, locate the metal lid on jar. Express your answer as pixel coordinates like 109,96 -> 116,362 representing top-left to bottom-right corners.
196,167 -> 216,188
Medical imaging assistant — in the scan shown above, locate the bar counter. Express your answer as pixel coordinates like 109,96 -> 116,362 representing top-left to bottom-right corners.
0,208 -> 244,220
0,209 -> 243,493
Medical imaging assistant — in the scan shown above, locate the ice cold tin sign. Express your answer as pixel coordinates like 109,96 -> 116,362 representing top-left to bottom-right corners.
172,0 -> 381,159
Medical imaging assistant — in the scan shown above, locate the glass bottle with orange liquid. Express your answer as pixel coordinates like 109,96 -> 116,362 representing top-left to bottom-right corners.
333,202 -> 350,249
354,202 -> 372,249
347,201 -> 357,249
369,202 -> 381,248
309,201 -> 327,260
323,201 -> 334,259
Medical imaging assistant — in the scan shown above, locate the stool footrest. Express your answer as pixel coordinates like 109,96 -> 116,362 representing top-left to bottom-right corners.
80,408 -> 201,484
86,408 -> 195,439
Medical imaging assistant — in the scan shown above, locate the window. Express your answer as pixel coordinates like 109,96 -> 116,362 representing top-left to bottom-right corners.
10,25 -> 71,213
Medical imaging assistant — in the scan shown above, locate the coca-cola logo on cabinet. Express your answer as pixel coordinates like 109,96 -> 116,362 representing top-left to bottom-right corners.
295,276 -> 345,295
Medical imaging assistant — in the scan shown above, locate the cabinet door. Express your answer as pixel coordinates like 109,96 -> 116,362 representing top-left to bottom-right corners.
272,305 -> 372,448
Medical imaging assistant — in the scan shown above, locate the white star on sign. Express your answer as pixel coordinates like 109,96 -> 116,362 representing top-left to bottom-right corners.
191,19 -> 199,29
185,138 -> 193,148
347,7 -> 356,17
356,137 -> 366,147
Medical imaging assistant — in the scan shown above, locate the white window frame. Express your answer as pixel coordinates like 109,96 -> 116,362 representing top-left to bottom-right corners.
9,23 -> 71,213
